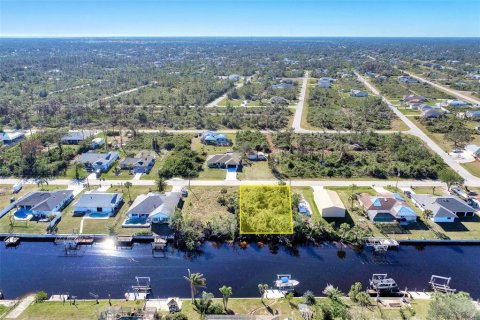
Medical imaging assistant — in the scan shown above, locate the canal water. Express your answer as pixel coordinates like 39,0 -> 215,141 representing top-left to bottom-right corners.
1,241 -> 479,299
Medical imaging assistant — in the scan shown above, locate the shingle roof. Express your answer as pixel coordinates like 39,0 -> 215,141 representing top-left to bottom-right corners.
16,190 -> 73,212
207,153 -> 241,166
128,192 -> 181,218
78,151 -> 118,164
61,130 -> 96,142
412,194 -> 475,217
74,192 -> 122,208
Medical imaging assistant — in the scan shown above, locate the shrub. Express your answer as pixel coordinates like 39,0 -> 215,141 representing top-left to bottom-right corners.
165,313 -> 188,320
35,291 -> 48,303
303,290 -> 316,305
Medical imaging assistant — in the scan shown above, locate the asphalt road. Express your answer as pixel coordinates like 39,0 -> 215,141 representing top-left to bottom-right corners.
403,71 -> 480,105
355,71 -> 480,186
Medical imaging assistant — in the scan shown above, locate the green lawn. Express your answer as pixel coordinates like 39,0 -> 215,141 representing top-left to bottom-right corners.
15,297 -> 432,320
140,151 -> 170,180
237,161 -> 275,180
100,160 -> 133,180
16,300 -> 143,320
191,133 -> 236,155
196,165 -> 226,180
462,161 -> 480,178
292,186 -> 322,222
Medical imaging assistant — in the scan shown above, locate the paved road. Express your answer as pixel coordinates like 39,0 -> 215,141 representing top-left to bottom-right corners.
355,71 -> 480,186
5,295 -> 35,319
291,71 -> 309,132
205,76 -> 252,108
0,177 -> 447,188
402,71 -> 480,105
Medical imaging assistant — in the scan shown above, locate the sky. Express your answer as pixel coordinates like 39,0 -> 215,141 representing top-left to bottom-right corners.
0,0 -> 479,37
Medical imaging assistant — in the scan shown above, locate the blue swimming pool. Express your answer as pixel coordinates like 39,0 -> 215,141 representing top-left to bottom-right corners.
123,217 -> 148,225
87,212 -> 110,218
14,209 -> 32,219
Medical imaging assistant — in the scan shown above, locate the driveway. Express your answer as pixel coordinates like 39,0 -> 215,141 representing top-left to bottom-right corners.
225,169 -> 237,181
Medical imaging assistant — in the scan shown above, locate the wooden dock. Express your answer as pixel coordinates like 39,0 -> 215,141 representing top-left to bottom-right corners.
116,236 -> 133,248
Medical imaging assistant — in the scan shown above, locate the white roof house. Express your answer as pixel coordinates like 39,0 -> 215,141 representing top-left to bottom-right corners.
313,188 -> 346,218
465,144 -> 480,157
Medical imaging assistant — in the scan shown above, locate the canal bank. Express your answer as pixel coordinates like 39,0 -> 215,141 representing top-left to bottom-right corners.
1,241 -> 479,300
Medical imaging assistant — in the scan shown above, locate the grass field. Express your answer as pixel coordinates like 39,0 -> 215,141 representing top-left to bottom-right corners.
13,297 -> 431,320
462,161 -> 480,178
196,165 -> 226,180
191,133 -> 236,155
182,186 -> 236,224
237,161 -> 275,180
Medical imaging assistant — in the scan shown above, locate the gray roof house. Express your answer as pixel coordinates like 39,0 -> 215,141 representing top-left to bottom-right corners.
61,130 -> 96,144
14,190 -> 74,219
0,131 -> 25,145
123,192 -> 181,227
411,194 -> 476,223
206,153 -> 242,169
78,151 -> 119,172
119,155 -> 156,173
73,191 -> 123,217
350,89 -> 368,97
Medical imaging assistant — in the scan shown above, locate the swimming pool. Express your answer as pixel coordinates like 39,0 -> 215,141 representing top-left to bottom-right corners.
122,217 -> 149,227
13,209 -> 33,220
86,212 -> 110,219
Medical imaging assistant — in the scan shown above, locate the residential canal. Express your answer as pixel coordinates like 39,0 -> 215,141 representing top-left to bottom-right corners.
1,241 -> 479,299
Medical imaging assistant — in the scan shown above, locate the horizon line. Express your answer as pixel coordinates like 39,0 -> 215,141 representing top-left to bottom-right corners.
1,35 -> 479,39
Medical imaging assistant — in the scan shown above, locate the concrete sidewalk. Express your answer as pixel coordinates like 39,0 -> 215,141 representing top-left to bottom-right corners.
5,294 -> 35,318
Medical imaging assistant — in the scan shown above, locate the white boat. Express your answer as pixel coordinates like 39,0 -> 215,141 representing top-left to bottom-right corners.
274,274 -> 299,291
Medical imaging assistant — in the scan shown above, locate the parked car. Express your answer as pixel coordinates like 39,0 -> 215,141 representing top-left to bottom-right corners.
403,190 -> 412,199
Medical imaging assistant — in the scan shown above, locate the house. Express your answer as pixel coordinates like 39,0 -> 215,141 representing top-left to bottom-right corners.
465,110 -> 480,119
350,89 -> 368,97
446,99 -> 468,107
247,151 -> 267,161
206,153 -> 242,170
314,188 -> 346,218
272,83 -> 293,90
61,130 -> 96,145
422,109 -> 441,119
404,95 -> 426,104
0,130 -> 25,145
119,155 -> 155,173
13,190 -> 74,220
123,192 -> 181,227
91,137 -> 105,149
318,77 -> 335,89
411,194 -> 476,223
228,74 -> 241,81
73,191 -> 123,217
358,193 -> 417,223
399,76 -> 419,84
465,144 -> 480,158
78,151 -> 119,172
200,131 -> 231,146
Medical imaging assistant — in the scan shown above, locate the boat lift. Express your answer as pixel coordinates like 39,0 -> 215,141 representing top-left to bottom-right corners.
125,277 -> 152,300
274,274 -> 299,292
369,274 -> 399,294
429,275 -> 456,293
364,237 -> 399,249
151,236 -> 167,257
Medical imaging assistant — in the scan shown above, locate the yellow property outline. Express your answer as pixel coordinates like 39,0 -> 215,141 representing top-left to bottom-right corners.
239,185 -> 294,235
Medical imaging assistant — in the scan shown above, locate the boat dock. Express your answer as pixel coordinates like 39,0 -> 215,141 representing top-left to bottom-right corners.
364,237 -> 399,248
115,236 -> 133,248
429,275 -> 456,293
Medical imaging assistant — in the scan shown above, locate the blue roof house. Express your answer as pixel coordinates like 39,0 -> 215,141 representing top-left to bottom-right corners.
200,131 -> 231,146
122,192 -> 181,227
73,191 -> 123,218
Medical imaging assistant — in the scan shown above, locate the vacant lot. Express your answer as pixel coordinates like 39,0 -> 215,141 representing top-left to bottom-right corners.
240,185 -> 293,234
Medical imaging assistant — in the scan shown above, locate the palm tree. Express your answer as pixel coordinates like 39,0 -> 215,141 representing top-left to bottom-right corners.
156,174 -> 166,192
73,162 -> 84,180
184,269 -> 206,303
258,283 -> 269,304
124,182 -> 132,203
219,285 -> 232,312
